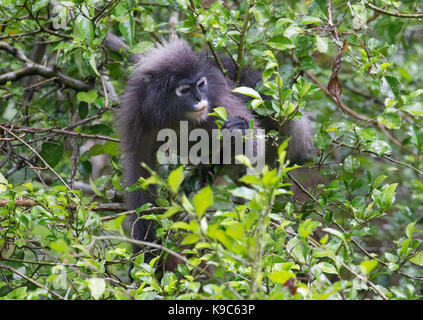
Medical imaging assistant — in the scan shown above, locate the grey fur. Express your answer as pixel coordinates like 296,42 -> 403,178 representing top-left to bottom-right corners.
117,39 -> 313,261
117,39 -> 257,260
281,115 -> 314,164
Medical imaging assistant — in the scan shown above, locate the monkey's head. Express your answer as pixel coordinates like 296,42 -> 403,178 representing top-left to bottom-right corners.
174,75 -> 209,122
122,39 -> 226,128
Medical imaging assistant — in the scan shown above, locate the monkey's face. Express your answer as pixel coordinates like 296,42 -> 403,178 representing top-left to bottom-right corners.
174,76 -> 209,122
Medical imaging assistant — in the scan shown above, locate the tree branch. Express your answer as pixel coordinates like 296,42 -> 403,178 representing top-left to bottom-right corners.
104,33 -> 139,64
302,68 -> 403,148
0,125 -> 72,191
0,264 -> 65,300
0,124 -> 119,142
187,1 -> 226,76
235,0 -> 254,83
366,3 -> 423,18
0,41 -> 91,91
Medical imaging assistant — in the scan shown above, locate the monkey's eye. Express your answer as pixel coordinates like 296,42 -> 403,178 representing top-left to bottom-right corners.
176,86 -> 190,96
197,77 -> 207,89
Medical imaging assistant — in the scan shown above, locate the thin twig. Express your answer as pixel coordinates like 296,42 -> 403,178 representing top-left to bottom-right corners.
0,199 -> 169,216
302,68 -> 403,148
366,3 -> 423,18
0,41 -> 91,91
0,124 -> 119,142
187,0 -> 226,75
334,139 -> 423,177
0,125 -> 72,191
235,0 -> 254,82
0,264 -> 65,300
92,235 -> 214,278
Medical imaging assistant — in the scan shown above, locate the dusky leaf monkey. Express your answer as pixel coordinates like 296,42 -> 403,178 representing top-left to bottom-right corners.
117,39 -> 314,263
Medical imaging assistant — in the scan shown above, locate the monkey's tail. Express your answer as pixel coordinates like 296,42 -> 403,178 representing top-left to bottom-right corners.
281,114 -> 314,164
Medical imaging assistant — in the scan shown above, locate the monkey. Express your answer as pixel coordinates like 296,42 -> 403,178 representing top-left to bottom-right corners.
117,39 -> 314,264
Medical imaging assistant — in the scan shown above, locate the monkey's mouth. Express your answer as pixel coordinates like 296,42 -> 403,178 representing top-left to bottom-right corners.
188,100 -> 209,119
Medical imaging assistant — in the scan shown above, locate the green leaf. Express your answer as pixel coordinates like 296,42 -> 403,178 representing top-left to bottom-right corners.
89,177 -> 104,197
298,219 -> 320,238
360,260 -> 378,274
77,90 -> 98,103
377,112 -> 401,129
266,35 -> 294,51
322,228 -> 347,243
224,221 -> 244,241
192,186 -> 213,218
30,225 -> 52,241
230,186 -> 255,200
119,14 -> 135,47
163,205 -> 182,218
372,175 -> 388,188
402,102 -> 423,117
344,155 -> 360,173
372,183 -> 397,209
74,15 -> 94,39
181,233 -> 201,245
316,36 -> 328,53
405,222 -> 419,239
250,98 -> 264,110
167,166 -> 184,193
49,239 -> 69,254
112,174 -> 122,191
251,2 -> 270,25
87,278 -> 106,300
382,183 -> 398,209
89,54 -> 100,76
409,251 -> 423,266
381,76 -> 401,98
323,210 -> 333,224
369,140 -> 391,156
209,107 -> 227,120
314,131 -> 332,151
40,141 -> 64,168
233,87 -> 262,100
316,262 -> 338,275
235,155 -> 252,168
32,0 -> 49,12
300,16 -> 322,25
0,172 -> 8,193
286,237 -> 306,263
103,141 -> 120,156
268,270 -> 295,284
285,202 -> 294,216
78,102 -> 89,119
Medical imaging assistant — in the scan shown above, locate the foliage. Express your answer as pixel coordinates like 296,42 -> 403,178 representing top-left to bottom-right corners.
0,0 -> 422,300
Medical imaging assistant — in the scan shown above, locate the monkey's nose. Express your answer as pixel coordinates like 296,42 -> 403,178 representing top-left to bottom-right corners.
193,90 -> 202,102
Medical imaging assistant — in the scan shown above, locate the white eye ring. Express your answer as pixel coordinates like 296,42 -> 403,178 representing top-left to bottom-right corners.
176,85 -> 190,96
197,77 -> 207,88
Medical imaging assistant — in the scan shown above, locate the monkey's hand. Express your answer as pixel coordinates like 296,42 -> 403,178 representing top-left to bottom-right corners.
221,117 -> 250,132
